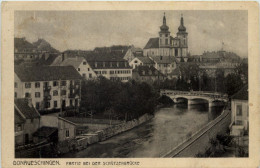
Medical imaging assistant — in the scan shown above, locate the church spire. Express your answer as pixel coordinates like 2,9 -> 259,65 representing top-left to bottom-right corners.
178,14 -> 186,32
160,12 -> 169,32
163,12 -> 166,25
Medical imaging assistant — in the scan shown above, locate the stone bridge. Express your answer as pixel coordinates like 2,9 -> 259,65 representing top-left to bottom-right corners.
160,90 -> 228,108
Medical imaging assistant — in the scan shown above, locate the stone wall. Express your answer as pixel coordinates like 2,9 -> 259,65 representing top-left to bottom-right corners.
163,110 -> 231,157
58,113 -> 153,154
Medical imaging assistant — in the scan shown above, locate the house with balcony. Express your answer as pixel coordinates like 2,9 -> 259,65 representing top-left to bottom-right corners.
15,98 -> 41,146
14,66 -> 82,114
230,85 -> 248,136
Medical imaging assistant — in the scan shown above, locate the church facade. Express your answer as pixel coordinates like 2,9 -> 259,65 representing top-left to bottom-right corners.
143,13 -> 189,62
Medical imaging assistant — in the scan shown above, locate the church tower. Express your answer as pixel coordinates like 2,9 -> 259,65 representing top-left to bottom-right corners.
177,14 -> 188,61
159,13 -> 171,48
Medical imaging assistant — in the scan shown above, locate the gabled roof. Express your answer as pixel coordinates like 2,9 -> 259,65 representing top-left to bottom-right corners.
33,127 -> 58,138
144,38 -> 159,49
59,57 -> 85,69
14,38 -> 35,49
150,56 -> 176,64
133,66 -> 164,77
15,98 -> 40,119
15,65 -> 82,82
15,109 -> 26,124
134,57 -> 155,64
231,85 -> 248,100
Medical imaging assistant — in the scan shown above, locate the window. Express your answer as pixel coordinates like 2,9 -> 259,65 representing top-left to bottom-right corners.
83,61 -> 87,65
25,83 -> 31,88
236,105 -> 242,116
70,99 -> 73,106
15,92 -> 17,98
53,81 -> 58,87
35,82 -> 40,88
66,130 -> 70,137
88,68 -> 90,71
83,73 -> 86,78
89,73 -> 92,78
35,92 -> 40,98
61,81 -> 66,86
16,124 -> 23,132
61,90 -> 67,96
54,101 -> 57,108
134,60 -> 138,63
44,101 -> 50,108
44,82 -> 49,87
236,120 -> 243,125
14,82 -> 18,88
25,92 -> 31,98
165,34 -> 168,37
78,68 -> 80,71
53,90 -> 58,96
165,39 -> 168,45
36,102 -> 40,110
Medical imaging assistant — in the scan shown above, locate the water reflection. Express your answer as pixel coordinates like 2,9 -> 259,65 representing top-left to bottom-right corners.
62,104 -> 224,158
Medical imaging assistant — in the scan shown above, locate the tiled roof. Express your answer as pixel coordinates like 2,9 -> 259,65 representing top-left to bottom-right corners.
231,85 -> 248,100
15,109 -> 26,124
33,127 -> 58,138
15,65 -> 82,82
134,57 -> 155,64
144,38 -> 159,49
15,98 -> 40,119
60,57 -> 85,69
14,38 -> 35,49
150,56 -> 175,64
133,66 -> 164,77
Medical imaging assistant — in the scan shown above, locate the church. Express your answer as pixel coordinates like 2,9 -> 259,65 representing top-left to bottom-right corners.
143,13 -> 189,62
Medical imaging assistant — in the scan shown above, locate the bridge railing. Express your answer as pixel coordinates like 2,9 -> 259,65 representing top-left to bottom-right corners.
160,89 -> 228,99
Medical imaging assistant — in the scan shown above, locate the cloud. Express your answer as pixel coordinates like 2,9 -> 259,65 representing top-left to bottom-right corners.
14,10 -> 248,57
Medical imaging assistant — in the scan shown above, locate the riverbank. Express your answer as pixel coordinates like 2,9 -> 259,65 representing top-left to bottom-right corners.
58,113 -> 154,155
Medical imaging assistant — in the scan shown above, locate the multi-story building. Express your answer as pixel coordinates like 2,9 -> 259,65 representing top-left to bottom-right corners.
230,85 -> 248,136
53,57 -> 97,80
149,56 -> 177,76
132,66 -> 165,83
14,38 -> 38,61
85,53 -> 132,82
143,13 -> 189,62
15,98 -> 41,145
129,56 -> 155,69
14,66 -> 82,113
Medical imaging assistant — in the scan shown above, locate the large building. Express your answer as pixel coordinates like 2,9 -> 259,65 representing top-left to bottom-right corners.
143,13 -> 189,62
132,66 -> 165,83
84,53 -> 132,82
14,66 -> 82,113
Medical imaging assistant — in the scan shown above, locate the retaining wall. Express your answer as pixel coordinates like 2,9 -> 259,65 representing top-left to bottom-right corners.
58,113 -> 153,154
163,110 -> 231,157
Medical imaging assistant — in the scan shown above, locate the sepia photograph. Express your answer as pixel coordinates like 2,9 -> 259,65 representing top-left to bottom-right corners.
13,10 -> 249,158
1,1 -> 259,168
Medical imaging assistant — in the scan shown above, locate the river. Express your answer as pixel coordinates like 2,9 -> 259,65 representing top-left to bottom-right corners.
62,104 -> 224,158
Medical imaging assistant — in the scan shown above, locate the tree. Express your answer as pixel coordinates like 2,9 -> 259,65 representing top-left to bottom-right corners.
224,73 -> 244,96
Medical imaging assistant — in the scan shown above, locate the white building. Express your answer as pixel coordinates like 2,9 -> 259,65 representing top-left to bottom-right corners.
14,66 -> 82,113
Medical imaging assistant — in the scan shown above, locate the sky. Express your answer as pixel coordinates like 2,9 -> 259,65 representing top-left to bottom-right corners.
15,10 -> 248,57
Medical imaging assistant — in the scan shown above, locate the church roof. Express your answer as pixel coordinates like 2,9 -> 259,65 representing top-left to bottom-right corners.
144,38 -> 159,49
150,56 -> 176,64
